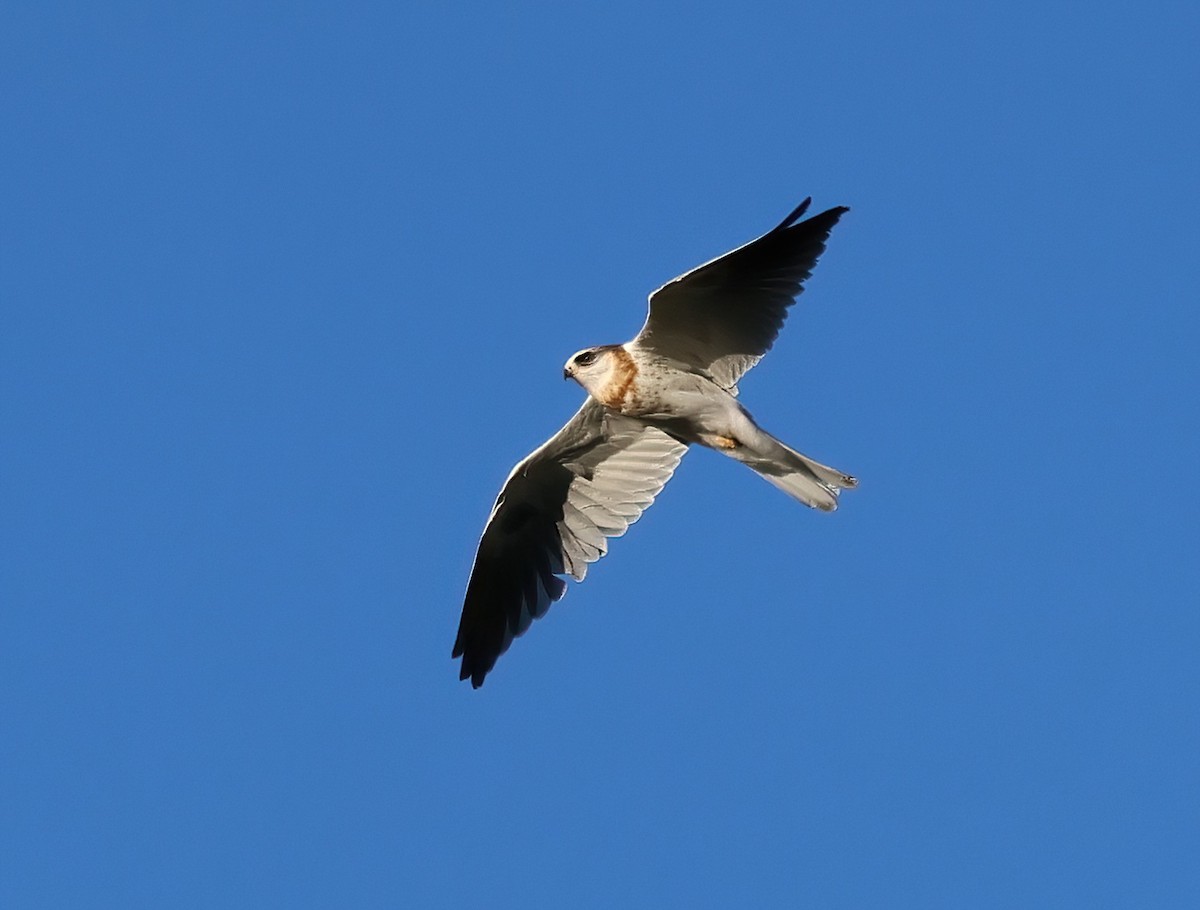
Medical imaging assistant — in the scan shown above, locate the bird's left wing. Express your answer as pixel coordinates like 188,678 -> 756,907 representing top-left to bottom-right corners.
453,399 -> 687,687
632,199 -> 848,392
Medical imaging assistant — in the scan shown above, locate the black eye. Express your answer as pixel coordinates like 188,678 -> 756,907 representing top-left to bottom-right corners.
574,351 -> 598,366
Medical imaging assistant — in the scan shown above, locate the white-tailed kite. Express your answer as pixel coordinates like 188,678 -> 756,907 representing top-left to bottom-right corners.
453,198 -> 855,687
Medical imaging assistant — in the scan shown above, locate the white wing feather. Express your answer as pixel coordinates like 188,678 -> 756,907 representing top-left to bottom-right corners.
453,400 -> 686,687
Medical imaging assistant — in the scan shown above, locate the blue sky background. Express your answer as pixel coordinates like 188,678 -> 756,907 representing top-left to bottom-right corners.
3,2 -> 1198,906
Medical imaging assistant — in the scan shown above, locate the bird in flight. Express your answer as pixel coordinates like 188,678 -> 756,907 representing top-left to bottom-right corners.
453,198 -> 855,687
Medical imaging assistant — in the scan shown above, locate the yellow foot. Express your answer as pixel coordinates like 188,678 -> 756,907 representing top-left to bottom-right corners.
712,435 -> 739,450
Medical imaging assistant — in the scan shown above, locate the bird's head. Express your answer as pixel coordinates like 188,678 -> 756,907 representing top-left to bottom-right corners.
563,346 -> 619,395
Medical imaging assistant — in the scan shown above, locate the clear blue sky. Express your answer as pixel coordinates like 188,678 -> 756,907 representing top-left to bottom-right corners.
3,2 -> 1198,907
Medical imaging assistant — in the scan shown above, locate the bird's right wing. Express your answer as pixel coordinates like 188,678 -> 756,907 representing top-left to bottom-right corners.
453,399 -> 687,687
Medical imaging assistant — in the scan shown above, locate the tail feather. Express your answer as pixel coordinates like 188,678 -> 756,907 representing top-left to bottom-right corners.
757,463 -> 849,512
727,429 -> 857,512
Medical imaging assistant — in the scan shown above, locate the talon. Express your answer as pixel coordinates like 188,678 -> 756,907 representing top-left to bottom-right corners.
714,435 -> 739,450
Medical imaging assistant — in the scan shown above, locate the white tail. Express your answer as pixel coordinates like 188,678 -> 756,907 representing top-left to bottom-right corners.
725,426 -> 857,512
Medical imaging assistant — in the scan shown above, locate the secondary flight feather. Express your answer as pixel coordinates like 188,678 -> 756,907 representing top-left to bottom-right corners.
453,198 -> 855,687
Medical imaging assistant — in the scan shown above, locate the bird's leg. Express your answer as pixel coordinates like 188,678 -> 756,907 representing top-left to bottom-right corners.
707,434 -> 740,450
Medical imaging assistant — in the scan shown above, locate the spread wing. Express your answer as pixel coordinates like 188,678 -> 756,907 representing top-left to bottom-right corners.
632,198 -> 848,392
453,399 -> 687,687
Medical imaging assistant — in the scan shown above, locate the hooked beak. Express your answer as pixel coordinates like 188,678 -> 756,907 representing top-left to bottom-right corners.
562,367 -> 572,380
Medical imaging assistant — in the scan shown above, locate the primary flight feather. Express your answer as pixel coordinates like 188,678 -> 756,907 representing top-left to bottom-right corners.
453,198 -> 855,687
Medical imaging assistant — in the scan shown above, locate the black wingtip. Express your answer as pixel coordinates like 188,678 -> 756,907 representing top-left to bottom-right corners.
454,657 -> 489,688
814,205 -> 851,230
774,197 -> 813,231
453,646 -> 491,688
773,198 -> 850,234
